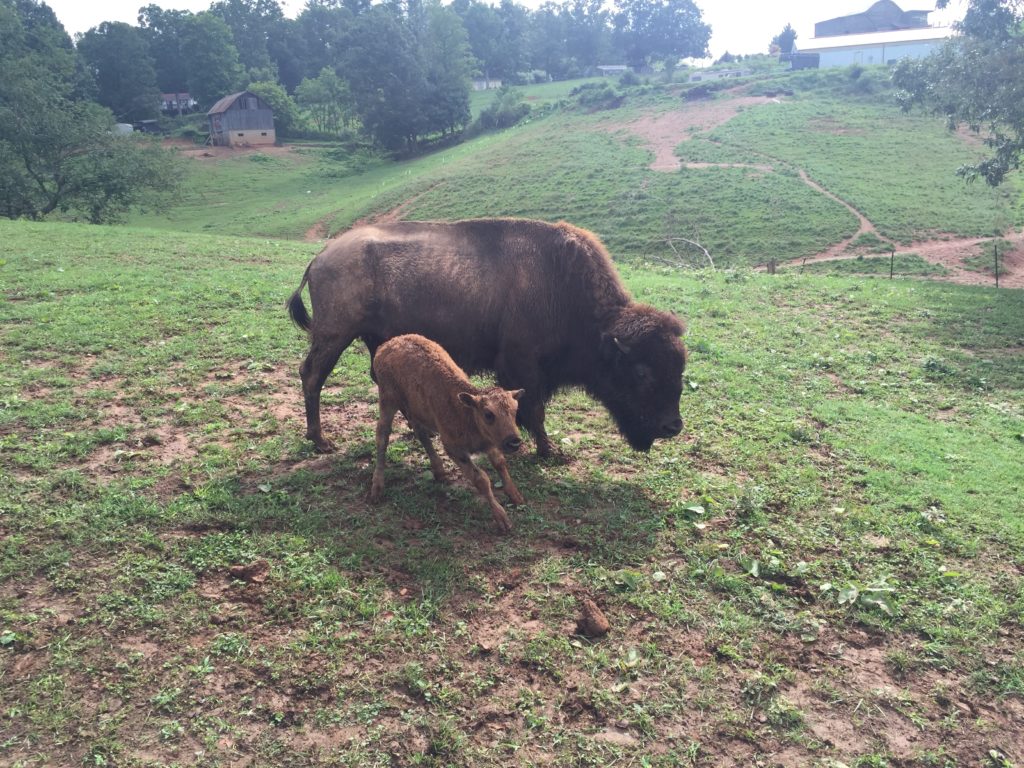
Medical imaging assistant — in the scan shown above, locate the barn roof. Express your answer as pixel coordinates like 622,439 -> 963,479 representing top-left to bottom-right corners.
207,91 -> 264,116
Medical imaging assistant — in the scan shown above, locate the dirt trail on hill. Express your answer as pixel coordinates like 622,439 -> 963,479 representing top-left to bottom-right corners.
610,95 -> 1024,288
303,185 -> 441,243
621,96 -> 780,172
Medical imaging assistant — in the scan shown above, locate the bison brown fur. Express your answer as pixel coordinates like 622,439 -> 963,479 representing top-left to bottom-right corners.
288,218 -> 687,457
369,334 -> 525,532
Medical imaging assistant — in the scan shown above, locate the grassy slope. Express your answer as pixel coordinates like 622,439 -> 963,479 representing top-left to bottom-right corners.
2,220 -> 1022,766
131,73 -> 1021,268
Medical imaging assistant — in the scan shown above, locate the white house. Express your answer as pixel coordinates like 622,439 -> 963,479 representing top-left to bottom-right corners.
797,26 -> 953,68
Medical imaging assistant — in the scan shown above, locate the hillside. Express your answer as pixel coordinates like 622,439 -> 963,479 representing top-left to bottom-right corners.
2,69 -> 1023,767
132,71 -> 1024,284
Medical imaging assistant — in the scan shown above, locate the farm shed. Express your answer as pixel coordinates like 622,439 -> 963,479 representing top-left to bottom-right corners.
206,91 -> 275,147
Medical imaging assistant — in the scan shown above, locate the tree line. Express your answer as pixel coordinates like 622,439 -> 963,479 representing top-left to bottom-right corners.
62,0 -> 713,150
0,0 -> 711,221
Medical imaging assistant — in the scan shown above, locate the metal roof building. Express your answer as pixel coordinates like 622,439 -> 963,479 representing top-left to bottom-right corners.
797,26 -> 953,68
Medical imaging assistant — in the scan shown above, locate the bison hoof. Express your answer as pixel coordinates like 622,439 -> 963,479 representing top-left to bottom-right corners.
368,482 -> 384,504
507,490 -> 525,506
310,436 -> 337,453
534,447 -> 570,466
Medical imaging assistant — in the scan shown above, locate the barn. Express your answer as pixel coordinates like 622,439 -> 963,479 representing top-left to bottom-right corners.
206,91 -> 276,147
796,0 -> 953,69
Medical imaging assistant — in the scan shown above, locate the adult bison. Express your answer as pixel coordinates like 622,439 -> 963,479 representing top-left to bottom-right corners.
287,218 -> 687,457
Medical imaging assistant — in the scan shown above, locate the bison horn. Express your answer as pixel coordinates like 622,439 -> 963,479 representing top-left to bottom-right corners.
613,337 -> 632,355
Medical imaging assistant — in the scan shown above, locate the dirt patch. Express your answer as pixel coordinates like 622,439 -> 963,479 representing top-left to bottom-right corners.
166,138 -> 298,163
608,95 -> 781,171
349,183 -> 443,231
303,214 -> 334,243
775,630 -> 1024,763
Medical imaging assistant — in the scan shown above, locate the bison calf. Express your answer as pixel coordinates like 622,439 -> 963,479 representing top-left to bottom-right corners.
369,334 -> 526,533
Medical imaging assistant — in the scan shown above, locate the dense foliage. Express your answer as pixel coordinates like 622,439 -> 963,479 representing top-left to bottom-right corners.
0,0 -> 181,222
892,0 -> 1024,184
3,0 -> 716,159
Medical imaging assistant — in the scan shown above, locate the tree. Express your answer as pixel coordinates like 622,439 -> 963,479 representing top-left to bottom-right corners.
179,12 -> 243,109
296,1 -> 356,80
452,0 -> 526,81
266,17 -> 306,93
210,0 -> 283,82
527,3 -> 570,78
77,22 -> 161,123
420,5 -> 473,135
138,5 -> 191,95
0,2 -> 181,222
612,0 -> 710,80
3,0 -> 93,99
563,0 -> 613,73
771,23 -> 796,54
295,67 -> 352,133
892,0 -> 1024,185
343,7 -> 428,151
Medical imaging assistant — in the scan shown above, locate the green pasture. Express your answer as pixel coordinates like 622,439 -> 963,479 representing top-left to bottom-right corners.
131,72 -> 1022,269
2,219 -> 1022,767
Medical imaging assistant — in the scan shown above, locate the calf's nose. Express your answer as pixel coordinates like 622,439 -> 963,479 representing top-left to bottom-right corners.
503,436 -> 522,453
661,417 -> 683,437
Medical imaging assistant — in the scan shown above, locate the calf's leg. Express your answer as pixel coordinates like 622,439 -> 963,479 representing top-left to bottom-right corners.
411,422 -> 446,481
450,452 -> 513,533
369,401 -> 398,503
486,448 -> 525,505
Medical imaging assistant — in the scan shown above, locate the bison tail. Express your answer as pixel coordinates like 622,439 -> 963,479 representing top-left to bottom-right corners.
286,265 -> 312,332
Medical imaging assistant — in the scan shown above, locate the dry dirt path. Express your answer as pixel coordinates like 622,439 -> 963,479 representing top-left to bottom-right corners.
610,96 -> 1023,288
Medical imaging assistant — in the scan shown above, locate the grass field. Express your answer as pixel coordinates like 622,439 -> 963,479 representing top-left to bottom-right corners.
129,72 -> 1022,270
785,254 -> 950,277
2,217 -> 1022,766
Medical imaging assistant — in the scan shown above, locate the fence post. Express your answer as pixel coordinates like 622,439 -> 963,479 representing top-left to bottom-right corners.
995,243 -> 1000,288
768,259 -> 776,275
890,248 -> 894,280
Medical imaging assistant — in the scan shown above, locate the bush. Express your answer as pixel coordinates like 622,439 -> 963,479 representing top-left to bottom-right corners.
570,82 -> 624,111
618,70 -> 641,87
466,88 -> 531,136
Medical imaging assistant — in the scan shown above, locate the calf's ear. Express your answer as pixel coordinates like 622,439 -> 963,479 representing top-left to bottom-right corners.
458,392 -> 479,409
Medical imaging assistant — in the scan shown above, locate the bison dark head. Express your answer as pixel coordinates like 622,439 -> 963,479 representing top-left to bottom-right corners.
594,304 -> 687,452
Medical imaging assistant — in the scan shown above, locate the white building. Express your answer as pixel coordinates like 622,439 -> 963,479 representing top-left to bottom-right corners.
798,25 -> 954,68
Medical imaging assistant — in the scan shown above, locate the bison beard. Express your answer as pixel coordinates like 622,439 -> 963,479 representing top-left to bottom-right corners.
287,218 -> 687,457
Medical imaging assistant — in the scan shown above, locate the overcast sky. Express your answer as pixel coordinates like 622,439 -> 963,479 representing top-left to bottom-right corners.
43,0 -> 966,61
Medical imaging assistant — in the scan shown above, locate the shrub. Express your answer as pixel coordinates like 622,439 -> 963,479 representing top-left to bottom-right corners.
466,88 -> 532,136
570,82 -> 624,111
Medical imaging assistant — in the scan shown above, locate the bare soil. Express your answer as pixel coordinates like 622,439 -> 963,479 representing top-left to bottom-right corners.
164,137 -> 298,162
619,95 -> 781,172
